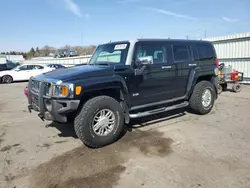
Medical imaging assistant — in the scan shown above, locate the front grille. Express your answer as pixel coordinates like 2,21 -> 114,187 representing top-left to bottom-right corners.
44,82 -> 51,96
31,93 -> 39,110
31,79 -> 51,96
29,77 -> 60,113
31,80 -> 41,93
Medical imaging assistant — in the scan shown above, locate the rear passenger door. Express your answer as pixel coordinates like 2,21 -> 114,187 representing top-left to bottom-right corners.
170,42 -> 194,98
31,65 -> 45,77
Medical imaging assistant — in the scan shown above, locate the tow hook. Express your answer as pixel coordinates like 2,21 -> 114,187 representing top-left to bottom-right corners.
38,113 -> 45,121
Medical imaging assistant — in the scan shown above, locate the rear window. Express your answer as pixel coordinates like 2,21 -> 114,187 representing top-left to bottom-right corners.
196,44 -> 215,59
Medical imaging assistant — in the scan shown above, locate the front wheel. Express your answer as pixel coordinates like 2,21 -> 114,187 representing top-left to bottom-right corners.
2,75 -> 13,84
189,81 -> 216,115
74,96 -> 125,148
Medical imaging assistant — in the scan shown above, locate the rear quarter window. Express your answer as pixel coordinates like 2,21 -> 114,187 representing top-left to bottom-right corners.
34,65 -> 44,69
196,43 -> 215,59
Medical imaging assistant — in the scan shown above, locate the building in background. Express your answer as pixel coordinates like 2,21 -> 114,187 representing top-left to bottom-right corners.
0,54 -> 24,64
204,32 -> 250,82
6,55 -> 24,63
0,55 -> 7,64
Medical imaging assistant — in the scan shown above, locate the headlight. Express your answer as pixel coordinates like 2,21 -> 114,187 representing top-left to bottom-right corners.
46,83 -> 74,98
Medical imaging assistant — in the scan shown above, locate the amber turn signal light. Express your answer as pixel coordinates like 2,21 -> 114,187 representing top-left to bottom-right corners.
75,86 -> 82,95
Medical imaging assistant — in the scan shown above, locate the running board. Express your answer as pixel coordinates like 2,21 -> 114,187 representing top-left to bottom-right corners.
129,101 -> 189,119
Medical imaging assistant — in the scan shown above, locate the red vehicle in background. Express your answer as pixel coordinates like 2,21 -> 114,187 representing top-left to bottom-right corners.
24,86 -> 28,98
217,63 -> 244,94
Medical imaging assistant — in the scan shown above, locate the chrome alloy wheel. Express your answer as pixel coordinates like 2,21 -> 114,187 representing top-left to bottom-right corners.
202,89 -> 212,108
92,109 -> 115,136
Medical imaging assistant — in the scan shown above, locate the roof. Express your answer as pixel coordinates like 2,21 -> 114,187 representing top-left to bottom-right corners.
137,38 -> 210,43
101,38 -> 211,45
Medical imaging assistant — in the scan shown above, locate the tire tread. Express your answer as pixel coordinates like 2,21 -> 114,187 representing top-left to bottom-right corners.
189,80 -> 215,115
74,95 -> 124,148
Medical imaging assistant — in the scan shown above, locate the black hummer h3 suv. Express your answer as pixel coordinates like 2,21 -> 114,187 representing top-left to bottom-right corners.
27,39 -> 219,148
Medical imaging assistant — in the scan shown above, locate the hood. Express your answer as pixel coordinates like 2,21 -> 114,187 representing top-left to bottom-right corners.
38,65 -> 114,82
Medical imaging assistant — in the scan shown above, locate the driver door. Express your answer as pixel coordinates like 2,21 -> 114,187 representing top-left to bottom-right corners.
130,43 -> 177,107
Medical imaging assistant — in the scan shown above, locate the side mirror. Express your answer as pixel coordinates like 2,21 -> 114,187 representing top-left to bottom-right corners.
134,56 -> 153,76
136,56 -> 153,66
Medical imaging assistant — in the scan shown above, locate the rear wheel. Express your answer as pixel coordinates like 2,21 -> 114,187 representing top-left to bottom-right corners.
2,75 -> 13,84
189,81 -> 216,115
74,96 -> 125,148
232,84 -> 242,93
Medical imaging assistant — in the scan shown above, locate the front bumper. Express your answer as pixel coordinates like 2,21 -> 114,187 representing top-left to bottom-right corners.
27,79 -> 80,123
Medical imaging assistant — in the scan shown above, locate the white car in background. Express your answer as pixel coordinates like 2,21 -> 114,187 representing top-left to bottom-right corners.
0,64 -> 55,84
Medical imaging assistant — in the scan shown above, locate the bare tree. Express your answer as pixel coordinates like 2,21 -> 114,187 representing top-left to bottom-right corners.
39,46 -> 56,56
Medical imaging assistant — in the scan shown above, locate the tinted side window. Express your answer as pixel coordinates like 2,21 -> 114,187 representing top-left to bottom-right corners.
196,44 -> 215,59
137,45 -> 164,64
27,65 -> 35,70
172,45 -> 190,61
19,65 -> 29,70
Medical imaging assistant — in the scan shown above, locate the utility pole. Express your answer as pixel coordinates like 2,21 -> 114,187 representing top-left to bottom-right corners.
204,30 -> 207,38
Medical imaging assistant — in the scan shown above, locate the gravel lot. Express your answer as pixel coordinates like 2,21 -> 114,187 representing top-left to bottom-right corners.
0,82 -> 250,188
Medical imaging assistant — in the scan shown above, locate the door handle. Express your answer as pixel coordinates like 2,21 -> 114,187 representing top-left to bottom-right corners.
162,66 -> 171,69
188,64 -> 197,67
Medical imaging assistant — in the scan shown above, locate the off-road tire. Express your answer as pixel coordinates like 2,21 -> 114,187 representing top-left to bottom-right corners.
2,75 -> 13,84
232,84 -> 242,93
74,96 -> 125,148
189,81 -> 216,115
217,84 -> 222,94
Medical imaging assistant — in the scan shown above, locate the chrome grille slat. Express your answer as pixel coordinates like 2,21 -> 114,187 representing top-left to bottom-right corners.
31,80 -> 41,93
31,79 -> 51,96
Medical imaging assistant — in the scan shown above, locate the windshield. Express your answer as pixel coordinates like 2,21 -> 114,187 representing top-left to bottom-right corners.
89,42 -> 130,65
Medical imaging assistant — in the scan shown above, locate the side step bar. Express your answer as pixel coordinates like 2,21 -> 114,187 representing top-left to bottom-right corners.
129,101 -> 189,119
